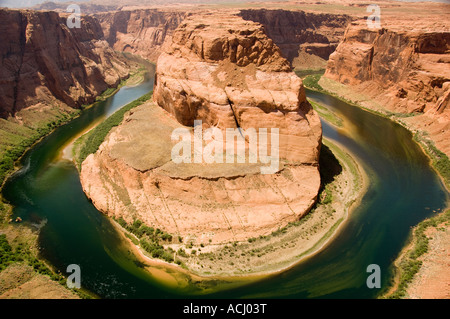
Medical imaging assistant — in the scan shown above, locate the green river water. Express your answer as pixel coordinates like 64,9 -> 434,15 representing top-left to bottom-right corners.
2,71 -> 448,298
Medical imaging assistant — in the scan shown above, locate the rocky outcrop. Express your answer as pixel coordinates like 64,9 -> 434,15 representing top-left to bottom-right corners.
326,21 -> 450,112
80,13 -> 322,245
94,9 -> 187,63
0,9 -> 131,118
324,19 -> 450,155
153,12 -> 322,163
239,9 -> 351,69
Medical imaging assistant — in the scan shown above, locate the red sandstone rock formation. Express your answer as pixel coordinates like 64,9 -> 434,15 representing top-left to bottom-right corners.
324,18 -> 450,155
94,9 -> 187,63
153,13 -> 322,163
326,21 -> 450,112
0,9 -> 131,118
80,12 -> 322,245
238,9 -> 351,68
93,8 -> 350,69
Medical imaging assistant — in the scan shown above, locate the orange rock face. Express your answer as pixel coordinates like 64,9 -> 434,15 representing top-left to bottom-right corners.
326,21 -> 450,112
80,12 -> 322,245
324,19 -> 450,155
94,8 -> 351,68
94,9 -> 187,63
0,9 -> 131,118
153,13 -> 322,163
238,9 -> 351,65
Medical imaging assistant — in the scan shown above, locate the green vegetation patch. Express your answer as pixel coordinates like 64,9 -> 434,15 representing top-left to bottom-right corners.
0,109 -> 79,186
0,233 -> 92,298
0,233 -> 65,283
414,133 -> 450,189
75,92 -> 152,169
308,99 -> 343,128
295,69 -> 325,79
96,88 -> 117,101
0,234 -> 15,272
386,209 -> 449,299
301,74 -> 324,91
115,217 -> 181,265
94,67 -> 148,103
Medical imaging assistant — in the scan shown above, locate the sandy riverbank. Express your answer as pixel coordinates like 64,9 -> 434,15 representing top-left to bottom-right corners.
405,218 -> 449,299
381,209 -> 449,299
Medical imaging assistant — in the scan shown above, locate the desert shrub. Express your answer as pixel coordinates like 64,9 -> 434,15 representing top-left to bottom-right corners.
0,234 -> 14,271
387,210 -> 449,299
160,232 -> 172,242
302,74 -> 323,91
177,248 -> 188,258
116,217 -> 127,228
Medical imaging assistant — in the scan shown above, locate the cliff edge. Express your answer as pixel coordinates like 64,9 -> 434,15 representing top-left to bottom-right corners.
0,9 -> 132,119
324,18 -> 450,156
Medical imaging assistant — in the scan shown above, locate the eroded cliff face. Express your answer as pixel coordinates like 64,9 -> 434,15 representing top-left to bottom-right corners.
153,13 -> 322,163
326,21 -> 450,113
93,8 -> 350,70
324,19 -> 450,155
239,9 -> 351,69
80,13 -> 322,245
94,9 -> 187,63
0,9 -> 131,118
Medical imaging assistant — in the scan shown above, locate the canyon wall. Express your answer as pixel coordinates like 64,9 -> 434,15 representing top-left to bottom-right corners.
0,9 -> 131,118
94,8 -> 351,69
94,9 -> 188,63
239,9 -> 351,69
324,19 -> 450,155
80,13 -> 322,245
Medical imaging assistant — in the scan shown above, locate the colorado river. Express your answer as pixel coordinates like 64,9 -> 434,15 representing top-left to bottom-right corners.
2,71 -> 448,298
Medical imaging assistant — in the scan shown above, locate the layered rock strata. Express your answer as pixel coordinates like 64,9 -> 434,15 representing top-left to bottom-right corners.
324,19 -> 450,155
0,9 -> 131,118
239,9 -> 351,69
94,9 -> 187,63
80,13 -> 322,245
153,13 -> 322,163
94,8 -> 351,69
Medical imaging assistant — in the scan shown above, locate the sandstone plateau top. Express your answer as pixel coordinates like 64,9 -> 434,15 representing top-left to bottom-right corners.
161,13 -> 292,72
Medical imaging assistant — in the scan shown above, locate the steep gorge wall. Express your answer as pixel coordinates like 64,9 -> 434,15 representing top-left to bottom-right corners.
94,9 -> 188,63
238,9 -> 352,69
325,21 -> 450,113
0,9 -> 131,119
324,19 -> 450,155
94,8 -> 351,69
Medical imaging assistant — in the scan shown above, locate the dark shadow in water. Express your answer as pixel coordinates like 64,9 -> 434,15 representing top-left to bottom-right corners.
320,144 -> 343,186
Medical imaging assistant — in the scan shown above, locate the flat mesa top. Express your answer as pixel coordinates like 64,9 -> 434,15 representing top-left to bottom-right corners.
179,12 -> 263,32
